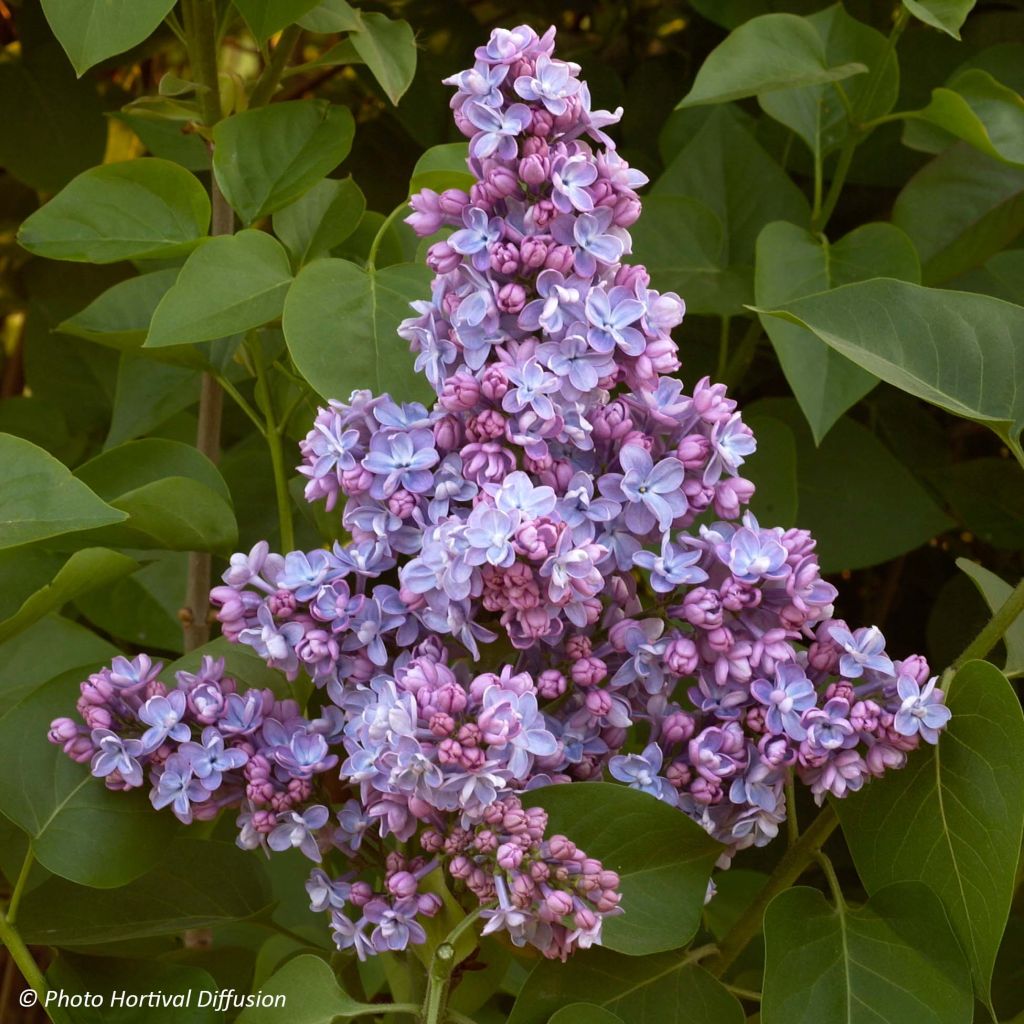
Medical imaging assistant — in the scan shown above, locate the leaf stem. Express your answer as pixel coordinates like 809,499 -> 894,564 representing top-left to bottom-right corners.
709,803 -> 839,978
368,202 -> 410,271
815,850 -> 846,910
723,983 -> 763,1002
250,335 -> 296,552
249,24 -> 303,108
0,909 -> 47,1014
421,909 -> 482,1024
952,577 -> 1024,670
6,846 -> 34,927
716,316 -> 731,382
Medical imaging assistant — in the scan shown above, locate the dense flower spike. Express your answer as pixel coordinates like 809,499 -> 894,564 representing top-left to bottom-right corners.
50,23 -> 949,960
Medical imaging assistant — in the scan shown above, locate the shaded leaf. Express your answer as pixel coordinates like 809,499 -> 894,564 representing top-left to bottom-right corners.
0,672 -> 180,888
956,560 -> 1024,678
509,950 -> 744,1024
0,41 -> 106,192
743,414 -> 798,526
409,143 -> 474,194
106,353 -> 201,446
19,838 -> 272,942
892,143 -> 1024,284
234,0 -> 321,40
0,548 -> 139,644
746,400 -> 952,572
273,177 -> 365,267
60,270 -> 179,351
754,220 -> 919,442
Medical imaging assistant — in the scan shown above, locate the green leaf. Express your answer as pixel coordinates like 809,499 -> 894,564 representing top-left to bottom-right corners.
903,0 -> 977,39
0,548 -> 138,644
549,1006 -> 624,1024
956,560 -> 1024,677
743,414 -> 798,526
760,5 -> 898,159
106,353 -> 201,446
283,257 -> 433,405
753,278 -> 1024,451
928,459 -> 1024,550
754,221 -> 919,442
677,13 -> 866,108
762,883 -> 973,1024
909,69 -> 1024,165
40,0 -> 175,75
509,950 -> 744,1024
409,143 -> 474,194
835,661 -> 1024,1003
49,953 -> 221,1024
113,110 -> 210,172
234,0 -> 321,40
0,41 -> 106,192
212,101 -> 355,224
60,270 -> 178,351
0,672 -> 180,888
146,230 -> 293,347
949,249 -> 1024,303
0,434 -> 126,550
0,616 -> 116,716
19,838 -> 273,943
272,177 -> 365,267
643,106 -> 809,315
76,552 -> 187,654
892,143 -> 1024,284
746,399 -> 952,572
298,0 -> 362,33
348,13 -> 417,105
235,955 -> 381,1023
18,158 -> 211,263
71,438 -> 237,554
522,783 -> 720,956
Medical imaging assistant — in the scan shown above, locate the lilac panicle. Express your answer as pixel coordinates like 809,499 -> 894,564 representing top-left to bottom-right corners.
50,23 -> 949,963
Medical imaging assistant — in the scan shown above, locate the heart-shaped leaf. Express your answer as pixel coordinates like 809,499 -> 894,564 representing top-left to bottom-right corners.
835,661 -> 1024,1003
762,883 -> 972,1023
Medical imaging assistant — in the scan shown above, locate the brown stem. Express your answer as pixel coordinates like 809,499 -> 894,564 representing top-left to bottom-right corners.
180,0 -> 230,652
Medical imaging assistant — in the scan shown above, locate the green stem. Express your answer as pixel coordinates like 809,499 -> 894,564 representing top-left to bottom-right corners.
368,202 -> 410,271
709,804 -> 839,978
812,134 -> 855,234
249,24 -> 302,107
250,335 -> 296,552
815,851 -> 846,909
952,576 -> 1024,670
810,144 -> 824,226
0,908 -> 47,1013
716,316 -> 731,383
723,984 -> 763,1003
421,910 -> 482,1024
6,846 -> 34,926
213,372 -> 267,435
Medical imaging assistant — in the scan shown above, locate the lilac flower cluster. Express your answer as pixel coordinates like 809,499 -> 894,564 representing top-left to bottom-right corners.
47,654 -> 336,830
49,23 -> 950,963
